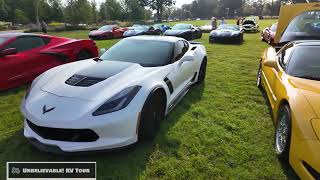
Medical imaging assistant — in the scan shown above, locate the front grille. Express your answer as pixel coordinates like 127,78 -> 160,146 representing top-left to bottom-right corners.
303,161 -> 320,180
26,119 -> 99,142
65,75 -> 105,87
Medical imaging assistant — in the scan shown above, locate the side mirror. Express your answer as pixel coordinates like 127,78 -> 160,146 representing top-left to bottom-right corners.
263,57 -> 279,71
99,48 -> 107,55
178,55 -> 194,66
0,48 -> 17,57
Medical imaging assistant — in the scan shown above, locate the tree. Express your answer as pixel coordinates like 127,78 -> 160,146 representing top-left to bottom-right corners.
47,0 -> 64,22
64,0 -> 92,24
99,0 -> 123,21
122,0 -> 148,21
14,9 -> 29,24
91,0 -> 98,23
139,0 -> 175,22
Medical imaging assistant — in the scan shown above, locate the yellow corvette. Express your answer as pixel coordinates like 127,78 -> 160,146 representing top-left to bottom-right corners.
257,3 -> 320,180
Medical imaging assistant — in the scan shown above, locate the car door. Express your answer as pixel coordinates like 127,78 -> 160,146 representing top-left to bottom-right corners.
166,40 -> 194,95
271,44 -> 293,104
1,36 -> 49,85
264,44 -> 293,107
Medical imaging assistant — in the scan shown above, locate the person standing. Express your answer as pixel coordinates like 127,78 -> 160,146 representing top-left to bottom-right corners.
211,17 -> 217,30
40,20 -> 48,34
220,17 -> 226,25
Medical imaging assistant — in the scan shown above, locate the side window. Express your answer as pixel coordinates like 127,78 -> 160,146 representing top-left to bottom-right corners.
4,36 -> 45,53
173,41 -> 188,62
278,44 -> 294,68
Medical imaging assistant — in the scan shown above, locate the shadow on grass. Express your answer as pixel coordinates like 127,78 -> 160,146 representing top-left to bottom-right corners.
209,40 -> 244,45
258,87 -> 299,180
0,83 -> 205,179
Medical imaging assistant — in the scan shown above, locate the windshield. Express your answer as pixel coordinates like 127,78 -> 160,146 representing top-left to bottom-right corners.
99,25 -> 114,31
270,24 -> 277,32
153,24 -> 162,28
100,39 -> 172,67
130,26 -> 148,31
243,20 -> 255,25
172,24 -> 191,30
217,25 -> 239,31
287,46 -> 320,81
281,10 -> 320,42
0,37 -> 8,45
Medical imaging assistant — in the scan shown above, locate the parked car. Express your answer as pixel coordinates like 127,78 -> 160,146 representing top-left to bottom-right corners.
209,24 -> 244,43
200,24 -> 214,33
164,24 -> 202,40
241,16 -> 259,32
123,26 -> 161,38
21,36 -> 208,154
153,24 -> 171,33
257,3 -> 320,180
88,25 -> 128,40
261,23 -> 277,45
0,33 -> 98,90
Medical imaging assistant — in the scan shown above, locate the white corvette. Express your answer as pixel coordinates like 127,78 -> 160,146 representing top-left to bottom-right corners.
21,36 -> 207,154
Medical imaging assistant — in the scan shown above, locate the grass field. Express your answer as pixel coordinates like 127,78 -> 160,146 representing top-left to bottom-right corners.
0,20 -> 300,179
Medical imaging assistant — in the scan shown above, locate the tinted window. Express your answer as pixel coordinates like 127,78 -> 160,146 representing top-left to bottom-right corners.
281,10 -> 320,42
217,25 -> 240,31
287,46 -> 320,81
100,39 -> 172,67
172,24 -> 191,30
0,37 -> 8,45
243,20 -> 255,25
173,41 -> 188,62
5,36 -> 45,52
99,25 -> 114,31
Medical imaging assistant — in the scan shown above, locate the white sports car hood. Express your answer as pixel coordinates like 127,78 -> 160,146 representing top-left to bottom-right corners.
41,60 -> 151,101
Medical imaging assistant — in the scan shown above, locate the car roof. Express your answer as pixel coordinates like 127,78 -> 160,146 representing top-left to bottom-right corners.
126,35 -> 185,43
0,32 -> 41,38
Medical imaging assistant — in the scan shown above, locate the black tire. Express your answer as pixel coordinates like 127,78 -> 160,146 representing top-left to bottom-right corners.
274,105 -> 292,160
198,32 -> 202,39
256,62 -> 262,88
138,91 -> 166,141
77,50 -> 93,60
197,58 -> 207,84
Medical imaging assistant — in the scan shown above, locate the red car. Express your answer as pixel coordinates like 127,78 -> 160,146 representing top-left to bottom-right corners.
0,33 -> 98,90
88,25 -> 128,40
261,23 -> 277,45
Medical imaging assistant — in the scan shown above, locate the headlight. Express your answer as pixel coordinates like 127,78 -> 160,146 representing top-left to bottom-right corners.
92,86 -> 142,116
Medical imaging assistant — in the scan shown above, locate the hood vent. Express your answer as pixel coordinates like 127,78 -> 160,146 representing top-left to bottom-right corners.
65,74 -> 106,87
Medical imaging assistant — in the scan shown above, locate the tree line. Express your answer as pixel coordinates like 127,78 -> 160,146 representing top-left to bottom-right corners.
0,0 -> 154,24
0,0 -> 312,25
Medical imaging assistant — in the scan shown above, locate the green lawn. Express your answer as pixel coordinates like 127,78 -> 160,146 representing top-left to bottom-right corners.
0,20 -> 299,179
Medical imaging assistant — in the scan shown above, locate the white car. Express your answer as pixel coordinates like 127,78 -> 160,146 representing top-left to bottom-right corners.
21,36 -> 207,154
241,17 -> 259,32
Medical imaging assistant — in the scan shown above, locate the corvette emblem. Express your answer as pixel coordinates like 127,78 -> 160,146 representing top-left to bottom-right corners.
42,105 -> 55,114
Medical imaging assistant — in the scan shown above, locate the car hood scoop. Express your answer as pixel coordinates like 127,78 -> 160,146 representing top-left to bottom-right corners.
41,60 -> 144,101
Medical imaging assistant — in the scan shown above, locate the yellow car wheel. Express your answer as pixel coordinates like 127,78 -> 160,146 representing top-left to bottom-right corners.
275,105 -> 292,160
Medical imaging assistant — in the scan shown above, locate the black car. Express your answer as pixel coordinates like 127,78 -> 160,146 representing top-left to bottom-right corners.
123,26 -> 161,38
164,24 -> 202,40
209,24 -> 244,43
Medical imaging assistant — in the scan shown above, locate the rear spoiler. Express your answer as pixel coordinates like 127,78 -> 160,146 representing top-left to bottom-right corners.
189,41 -> 202,45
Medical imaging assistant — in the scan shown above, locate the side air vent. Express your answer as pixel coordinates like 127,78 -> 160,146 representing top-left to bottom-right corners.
65,74 -> 106,87
164,77 -> 174,94
191,46 -> 197,51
